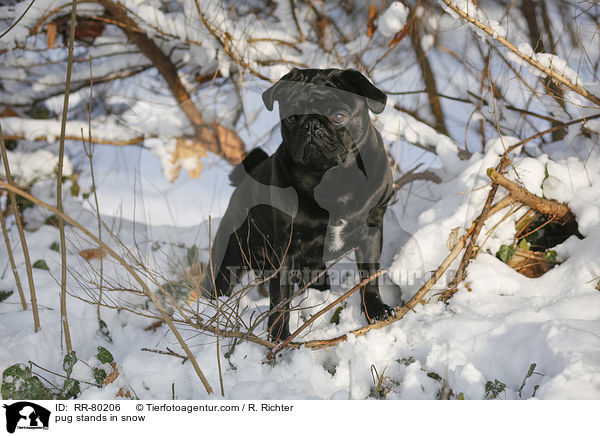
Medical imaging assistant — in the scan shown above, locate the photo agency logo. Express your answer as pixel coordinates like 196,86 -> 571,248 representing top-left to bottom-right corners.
2,402 -> 51,433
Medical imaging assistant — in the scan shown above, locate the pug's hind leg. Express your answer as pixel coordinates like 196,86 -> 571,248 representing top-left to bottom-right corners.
203,232 -> 245,299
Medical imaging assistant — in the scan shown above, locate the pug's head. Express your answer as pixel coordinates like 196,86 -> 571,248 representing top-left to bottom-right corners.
262,68 -> 387,166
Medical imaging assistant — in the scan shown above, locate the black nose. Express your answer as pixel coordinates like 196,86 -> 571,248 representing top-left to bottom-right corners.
303,118 -> 321,135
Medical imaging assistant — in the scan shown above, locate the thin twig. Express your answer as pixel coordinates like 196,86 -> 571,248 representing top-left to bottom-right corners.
208,216 -> 224,396
0,0 -> 37,39
99,0 -> 245,164
0,199 -> 27,309
56,0 -> 78,356
141,347 -> 189,363
0,123 -> 39,331
3,133 -> 146,147
0,181 -> 214,395
268,269 -> 387,358
440,0 -> 600,106
291,195 -> 516,350
82,55 -> 104,321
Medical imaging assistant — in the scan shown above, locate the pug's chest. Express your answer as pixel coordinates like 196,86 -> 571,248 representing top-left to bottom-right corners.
288,206 -> 368,260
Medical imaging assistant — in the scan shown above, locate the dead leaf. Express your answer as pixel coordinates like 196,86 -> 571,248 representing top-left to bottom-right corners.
116,388 -> 132,398
144,319 -> 165,332
0,107 -> 19,118
367,6 -> 378,38
507,248 -> 553,278
103,362 -> 119,386
446,227 -> 460,251
75,19 -> 105,41
168,137 -> 208,182
47,22 -> 57,49
194,69 -> 221,84
257,283 -> 269,297
212,121 -> 245,164
79,247 -> 105,261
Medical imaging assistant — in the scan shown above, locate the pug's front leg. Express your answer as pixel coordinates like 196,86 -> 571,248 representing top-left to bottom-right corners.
267,271 -> 293,341
355,227 -> 395,323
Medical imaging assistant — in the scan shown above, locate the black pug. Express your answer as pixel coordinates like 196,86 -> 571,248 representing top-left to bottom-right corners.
202,68 -> 395,341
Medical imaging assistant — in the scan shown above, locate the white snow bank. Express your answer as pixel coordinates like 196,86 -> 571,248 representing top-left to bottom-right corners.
0,149 -> 72,186
378,2 -> 408,37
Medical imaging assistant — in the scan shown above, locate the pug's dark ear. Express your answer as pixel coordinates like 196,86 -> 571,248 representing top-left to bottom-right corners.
262,68 -> 301,111
340,69 -> 387,114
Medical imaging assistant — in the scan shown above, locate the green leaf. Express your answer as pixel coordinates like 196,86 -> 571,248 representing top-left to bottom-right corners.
456,392 -> 465,400
98,319 -> 113,343
485,379 -> 506,399
44,215 -> 58,227
0,290 -> 13,303
524,231 -> 538,245
427,372 -> 442,382
50,241 -> 60,252
33,259 -> 49,271
541,163 -> 550,189
397,357 -> 416,366
329,306 -> 343,325
519,238 -> 529,250
25,107 -> 52,119
1,364 -> 53,400
93,368 -> 107,385
57,379 -> 80,400
62,351 -> 78,379
518,363 -> 541,398
515,215 -> 534,232
68,174 -> 80,197
97,346 -> 114,364
496,244 -> 516,263
187,245 -> 199,267
544,250 -> 557,262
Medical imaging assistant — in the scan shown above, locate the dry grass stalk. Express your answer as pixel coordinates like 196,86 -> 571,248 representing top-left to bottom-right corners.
0,199 -> 27,309
56,0 -> 78,356
0,181 -> 214,395
0,123 -> 40,331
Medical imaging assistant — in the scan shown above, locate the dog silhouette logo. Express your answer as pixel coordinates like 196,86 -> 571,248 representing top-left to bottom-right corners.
3,402 -> 50,433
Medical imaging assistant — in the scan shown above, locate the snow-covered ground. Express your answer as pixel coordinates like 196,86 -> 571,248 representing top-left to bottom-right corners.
1,123 -> 599,400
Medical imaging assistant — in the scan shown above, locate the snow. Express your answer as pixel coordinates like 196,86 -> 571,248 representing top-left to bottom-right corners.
2,126 -> 599,400
1,117 -> 141,144
377,2 -> 408,38
0,149 -> 72,186
440,0 -> 507,39
507,44 -> 582,86
1,0 -> 599,402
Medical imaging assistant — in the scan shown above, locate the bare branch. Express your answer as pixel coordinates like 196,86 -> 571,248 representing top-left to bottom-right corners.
440,0 -> 600,106
487,168 -> 574,222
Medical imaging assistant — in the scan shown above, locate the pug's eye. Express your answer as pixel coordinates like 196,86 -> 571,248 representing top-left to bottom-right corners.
285,114 -> 297,123
331,111 -> 349,125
